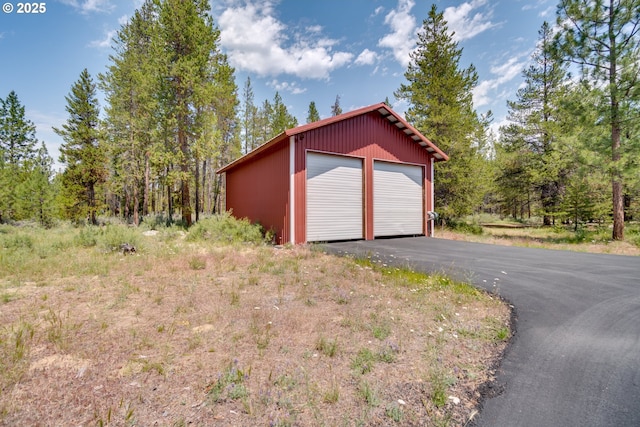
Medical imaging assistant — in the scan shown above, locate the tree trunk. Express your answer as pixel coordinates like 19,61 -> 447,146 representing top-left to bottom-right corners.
201,159 -> 207,214
143,152 -> 150,217
133,179 -> 140,226
609,3 -> 624,241
194,157 -> 200,223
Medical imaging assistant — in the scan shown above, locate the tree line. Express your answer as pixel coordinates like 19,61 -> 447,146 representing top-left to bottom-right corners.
1,0 -> 638,240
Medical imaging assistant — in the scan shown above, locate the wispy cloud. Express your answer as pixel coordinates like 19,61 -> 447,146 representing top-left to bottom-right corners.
218,2 -> 353,80
268,79 -> 307,95
473,55 -> 527,108
377,0 -> 416,68
355,49 -> 379,66
59,0 -> 115,14
88,29 -> 117,49
443,0 -> 497,42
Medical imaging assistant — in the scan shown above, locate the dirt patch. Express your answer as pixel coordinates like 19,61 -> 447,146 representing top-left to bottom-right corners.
1,243 -> 509,426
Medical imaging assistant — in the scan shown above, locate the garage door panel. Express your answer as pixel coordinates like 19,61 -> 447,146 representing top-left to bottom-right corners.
374,161 -> 423,236
307,153 -> 363,242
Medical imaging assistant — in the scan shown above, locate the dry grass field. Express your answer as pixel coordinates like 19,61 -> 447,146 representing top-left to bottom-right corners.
437,226 -> 640,256
0,219 -> 510,426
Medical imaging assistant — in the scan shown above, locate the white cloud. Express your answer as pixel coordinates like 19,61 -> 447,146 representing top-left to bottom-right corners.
473,55 -> 527,107
218,2 -> 353,79
60,0 -> 115,14
306,25 -> 323,34
377,0 -> 416,68
88,29 -> 117,48
268,79 -> 307,95
443,0 -> 496,42
355,49 -> 379,66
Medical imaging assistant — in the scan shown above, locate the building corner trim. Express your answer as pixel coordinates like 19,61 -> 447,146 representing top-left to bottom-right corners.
289,136 -> 296,244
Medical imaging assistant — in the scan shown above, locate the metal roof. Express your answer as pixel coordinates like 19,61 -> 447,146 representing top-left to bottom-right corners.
217,102 -> 448,174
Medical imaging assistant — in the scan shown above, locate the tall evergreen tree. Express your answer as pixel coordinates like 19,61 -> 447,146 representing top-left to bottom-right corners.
241,76 -> 257,153
54,69 -> 106,225
157,0 -> 221,227
101,0 -> 160,225
206,50 -> 239,215
0,91 -> 39,221
330,94 -> 342,116
17,142 -> 56,227
500,22 -> 570,224
306,101 -> 320,123
270,92 -> 298,134
0,91 -> 37,166
395,4 -> 490,219
554,0 -> 640,240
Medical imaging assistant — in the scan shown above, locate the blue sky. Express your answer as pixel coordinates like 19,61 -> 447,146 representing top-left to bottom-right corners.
0,0 -> 556,169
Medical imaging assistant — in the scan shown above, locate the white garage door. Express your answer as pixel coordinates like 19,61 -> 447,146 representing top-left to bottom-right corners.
307,152 -> 363,242
374,161 -> 423,237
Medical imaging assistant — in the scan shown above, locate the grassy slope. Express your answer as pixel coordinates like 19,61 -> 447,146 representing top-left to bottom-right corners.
0,222 -> 510,426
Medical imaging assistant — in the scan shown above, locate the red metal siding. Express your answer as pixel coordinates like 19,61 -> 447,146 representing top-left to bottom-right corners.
294,112 -> 434,243
226,142 -> 290,244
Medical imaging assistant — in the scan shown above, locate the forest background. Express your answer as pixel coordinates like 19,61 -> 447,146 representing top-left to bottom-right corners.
1,0 -> 639,241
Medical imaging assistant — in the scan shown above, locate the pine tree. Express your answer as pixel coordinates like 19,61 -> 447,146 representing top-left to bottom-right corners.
501,22 -> 570,224
395,4 -> 490,219
554,0 -> 640,240
270,92 -> 298,134
306,101 -> 320,123
0,91 -> 40,221
101,0 -> 160,225
330,95 -> 342,116
0,91 -> 37,166
241,76 -> 257,153
17,142 -> 55,227
157,0 -> 221,227
54,69 -> 106,225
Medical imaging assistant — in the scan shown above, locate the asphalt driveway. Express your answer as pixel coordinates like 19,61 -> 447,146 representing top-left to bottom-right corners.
323,237 -> 640,427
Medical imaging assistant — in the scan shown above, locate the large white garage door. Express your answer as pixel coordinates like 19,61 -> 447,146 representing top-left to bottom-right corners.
307,152 -> 363,242
374,161 -> 423,237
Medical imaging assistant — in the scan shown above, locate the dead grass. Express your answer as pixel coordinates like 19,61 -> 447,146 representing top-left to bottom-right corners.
436,227 -> 640,256
0,233 -> 509,426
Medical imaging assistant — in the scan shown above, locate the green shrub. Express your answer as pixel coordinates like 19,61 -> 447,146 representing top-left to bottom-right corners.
99,225 -> 141,252
74,227 -> 99,247
187,213 -> 265,244
447,218 -> 483,235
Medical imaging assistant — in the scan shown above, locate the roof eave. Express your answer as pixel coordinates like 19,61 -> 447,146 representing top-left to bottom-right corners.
217,102 -> 449,174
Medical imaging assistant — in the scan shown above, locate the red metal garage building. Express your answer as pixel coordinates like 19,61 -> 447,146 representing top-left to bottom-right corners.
217,102 -> 448,244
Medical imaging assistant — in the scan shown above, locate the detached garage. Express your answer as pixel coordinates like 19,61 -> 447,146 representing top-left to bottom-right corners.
217,103 -> 448,244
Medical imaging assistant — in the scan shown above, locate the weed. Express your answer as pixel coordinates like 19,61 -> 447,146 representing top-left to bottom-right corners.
44,309 -> 70,350
352,348 -> 377,374
315,336 -> 338,357
378,341 -> 400,363
1,293 -> 17,304
189,257 -> 206,270
385,403 -> 403,422
323,381 -> 340,404
430,369 -> 456,408
207,360 -> 251,403
495,326 -> 510,341
0,321 -> 34,388
358,381 -> 379,407
230,291 -> 240,306
141,360 -> 166,377
369,313 -> 392,340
